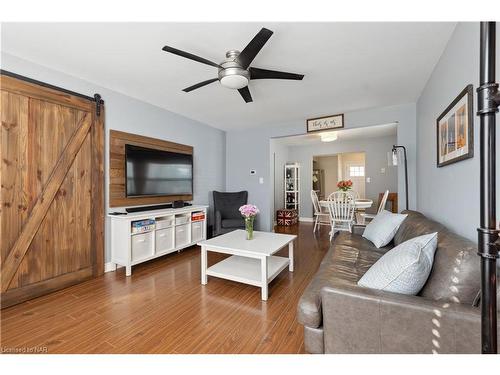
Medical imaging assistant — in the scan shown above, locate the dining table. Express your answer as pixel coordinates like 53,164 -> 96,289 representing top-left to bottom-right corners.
319,198 -> 373,210
319,198 -> 374,224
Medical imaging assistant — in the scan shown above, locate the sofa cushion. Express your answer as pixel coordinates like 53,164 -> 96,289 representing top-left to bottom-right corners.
221,218 -> 245,229
395,211 -> 480,305
297,232 -> 391,328
393,210 -> 445,246
362,210 -> 407,248
358,233 -> 438,295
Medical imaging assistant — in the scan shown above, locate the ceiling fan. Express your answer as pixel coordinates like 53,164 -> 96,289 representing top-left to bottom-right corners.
161,28 -> 304,103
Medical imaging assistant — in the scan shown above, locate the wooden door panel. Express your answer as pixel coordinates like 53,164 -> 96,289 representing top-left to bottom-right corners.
0,73 -> 104,307
1,91 -> 30,262
12,133 -> 93,287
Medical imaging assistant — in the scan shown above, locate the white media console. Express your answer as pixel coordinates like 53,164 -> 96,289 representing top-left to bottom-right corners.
108,205 -> 208,276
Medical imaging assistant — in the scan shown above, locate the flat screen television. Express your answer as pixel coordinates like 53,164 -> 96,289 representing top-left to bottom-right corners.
125,144 -> 193,197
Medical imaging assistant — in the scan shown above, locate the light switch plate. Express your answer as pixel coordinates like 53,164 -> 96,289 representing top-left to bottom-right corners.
366,177 -> 371,183
259,177 -> 264,184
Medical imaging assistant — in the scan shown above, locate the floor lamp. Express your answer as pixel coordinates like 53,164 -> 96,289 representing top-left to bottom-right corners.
477,21 -> 500,354
388,145 -> 408,211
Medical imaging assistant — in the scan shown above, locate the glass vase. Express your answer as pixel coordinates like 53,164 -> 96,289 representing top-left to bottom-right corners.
245,217 -> 254,240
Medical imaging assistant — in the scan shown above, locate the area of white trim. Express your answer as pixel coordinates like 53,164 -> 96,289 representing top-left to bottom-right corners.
299,217 -> 314,222
104,262 -> 117,273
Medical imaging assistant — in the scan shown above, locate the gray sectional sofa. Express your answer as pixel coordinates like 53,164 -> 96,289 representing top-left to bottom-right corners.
297,210 -> 500,353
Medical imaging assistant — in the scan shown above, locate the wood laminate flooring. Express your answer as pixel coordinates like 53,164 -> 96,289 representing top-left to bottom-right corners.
0,223 -> 330,354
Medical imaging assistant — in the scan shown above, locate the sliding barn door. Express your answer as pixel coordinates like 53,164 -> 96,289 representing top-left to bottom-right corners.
0,73 -> 104,308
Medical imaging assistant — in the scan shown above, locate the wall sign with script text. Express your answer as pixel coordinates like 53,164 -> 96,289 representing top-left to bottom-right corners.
306,114 -> 344,132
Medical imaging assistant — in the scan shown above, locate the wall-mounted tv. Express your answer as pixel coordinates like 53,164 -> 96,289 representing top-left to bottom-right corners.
125,144 -> 193,197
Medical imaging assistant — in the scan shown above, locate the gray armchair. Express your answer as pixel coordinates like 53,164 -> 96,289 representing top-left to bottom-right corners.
213,190 -> 248,236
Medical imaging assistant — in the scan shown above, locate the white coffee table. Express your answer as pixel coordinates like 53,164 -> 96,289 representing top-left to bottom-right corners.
197,230 -> 297,301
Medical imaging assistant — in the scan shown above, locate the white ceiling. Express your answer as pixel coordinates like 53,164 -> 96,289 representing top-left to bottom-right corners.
1,22 -> 456,131
274,122 -> 398,146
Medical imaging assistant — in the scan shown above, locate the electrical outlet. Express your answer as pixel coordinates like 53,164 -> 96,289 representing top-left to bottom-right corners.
380,168 -> 386,174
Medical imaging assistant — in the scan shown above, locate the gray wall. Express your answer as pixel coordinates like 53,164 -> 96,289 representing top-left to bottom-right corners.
1,52 -> 226,263
416,22 -> 500,242
226,103 -> 416,231
285,135 -> 398,218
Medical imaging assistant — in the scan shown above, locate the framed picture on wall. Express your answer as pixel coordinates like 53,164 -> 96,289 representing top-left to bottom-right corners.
306,113 -> 344,133
436,84 -> 474,167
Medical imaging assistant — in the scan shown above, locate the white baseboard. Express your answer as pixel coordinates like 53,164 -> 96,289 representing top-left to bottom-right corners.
299,217 -> 314,222
104,262 -> 117,273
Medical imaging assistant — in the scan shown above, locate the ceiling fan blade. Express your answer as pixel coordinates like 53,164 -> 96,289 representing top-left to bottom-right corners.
238,86 -> 253,103
249,67 -> 304,80
162,45 -> 221,68
182,78 -> 219,92
236,28 -> 274,69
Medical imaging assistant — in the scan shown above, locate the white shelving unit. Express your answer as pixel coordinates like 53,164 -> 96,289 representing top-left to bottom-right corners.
284,163 -> 300,212
108,205 -> 208,276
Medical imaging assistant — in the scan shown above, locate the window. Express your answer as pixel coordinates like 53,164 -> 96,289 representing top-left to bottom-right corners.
349,166 -> 365,177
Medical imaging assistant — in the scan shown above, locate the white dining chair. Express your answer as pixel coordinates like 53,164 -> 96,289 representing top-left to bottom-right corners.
311,190 -> 330,233
350,190 -> 360,200
359,190 -> 389,224
326,191 -> 356,241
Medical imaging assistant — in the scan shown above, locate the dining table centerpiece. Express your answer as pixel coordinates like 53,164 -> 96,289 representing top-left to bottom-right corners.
337,179 -> 353,192
239,204 -> 259,240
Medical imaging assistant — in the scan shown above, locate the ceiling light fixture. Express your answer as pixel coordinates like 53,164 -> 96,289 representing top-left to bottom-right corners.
161,28 -> 304,103
320,132 -> 338,142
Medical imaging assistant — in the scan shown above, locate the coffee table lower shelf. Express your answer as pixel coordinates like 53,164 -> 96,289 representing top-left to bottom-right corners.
206,255 -> 290,298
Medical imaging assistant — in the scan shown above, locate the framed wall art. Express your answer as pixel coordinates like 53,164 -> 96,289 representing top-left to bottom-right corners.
306,113 -> 344,133
436,85 -> 474,167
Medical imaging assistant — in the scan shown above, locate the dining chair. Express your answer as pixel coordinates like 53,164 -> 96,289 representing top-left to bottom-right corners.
311,190 -> 330,233
326,191 -> 356,241
359,189 -> 389,224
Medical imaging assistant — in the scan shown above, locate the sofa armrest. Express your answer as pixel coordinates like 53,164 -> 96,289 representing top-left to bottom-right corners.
320,284 -> 491,354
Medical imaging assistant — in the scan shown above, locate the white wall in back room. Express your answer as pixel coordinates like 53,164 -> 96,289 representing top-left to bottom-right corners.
227,103 -> 416,231
283,134 -> 397,218
1,52 -> 227,262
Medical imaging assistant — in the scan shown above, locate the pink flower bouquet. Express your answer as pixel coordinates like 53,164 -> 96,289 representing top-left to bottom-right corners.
239,204 -> 259,240
239,204 -> 260,218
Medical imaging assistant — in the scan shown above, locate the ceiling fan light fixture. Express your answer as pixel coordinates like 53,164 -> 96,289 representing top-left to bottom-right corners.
162,27 -> 304,102
220,74 -> 249,89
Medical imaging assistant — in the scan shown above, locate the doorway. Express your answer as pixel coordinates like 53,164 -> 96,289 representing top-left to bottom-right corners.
313,152 -> 366,202
341,154 -> 366,198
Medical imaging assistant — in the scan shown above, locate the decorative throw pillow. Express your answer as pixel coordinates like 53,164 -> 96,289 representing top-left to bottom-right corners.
362,210 -> 408,248
358,232 -> 438,295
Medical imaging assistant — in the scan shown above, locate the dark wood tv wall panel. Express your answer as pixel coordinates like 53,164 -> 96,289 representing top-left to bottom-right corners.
109,130 -> 193,207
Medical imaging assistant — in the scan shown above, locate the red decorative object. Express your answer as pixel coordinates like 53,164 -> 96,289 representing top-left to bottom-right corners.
191,212 -> 205,221
277,209 -> 298,226
337,179 -> 353,191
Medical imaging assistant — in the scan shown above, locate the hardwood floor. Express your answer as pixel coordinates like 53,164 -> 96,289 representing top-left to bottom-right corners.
0,223 -> 330,354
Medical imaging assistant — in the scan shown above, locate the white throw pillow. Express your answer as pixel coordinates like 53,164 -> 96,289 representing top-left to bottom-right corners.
358,232 -> 438,295
362,210 -> 407,248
